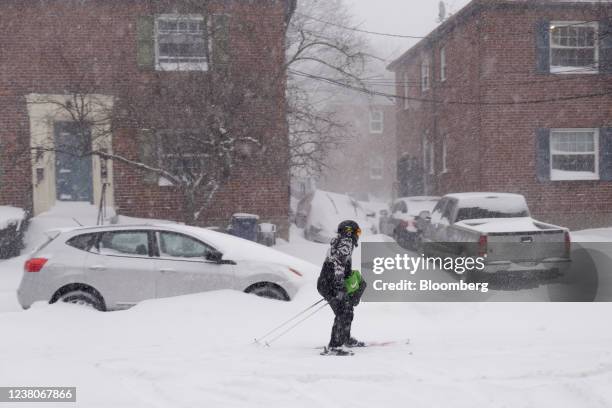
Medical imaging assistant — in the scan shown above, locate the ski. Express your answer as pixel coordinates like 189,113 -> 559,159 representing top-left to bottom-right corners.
316,339 -> 410,350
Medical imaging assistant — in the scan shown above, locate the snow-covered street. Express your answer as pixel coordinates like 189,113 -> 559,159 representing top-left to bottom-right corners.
1,209 -> 612,407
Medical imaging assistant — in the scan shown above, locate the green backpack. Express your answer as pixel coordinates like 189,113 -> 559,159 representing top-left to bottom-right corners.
345,270 -> 362,295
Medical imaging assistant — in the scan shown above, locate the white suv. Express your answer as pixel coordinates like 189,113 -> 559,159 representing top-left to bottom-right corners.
18,224 -> 310,311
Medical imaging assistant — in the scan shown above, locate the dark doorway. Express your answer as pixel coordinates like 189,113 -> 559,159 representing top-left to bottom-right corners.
54,122 -> 93,202
397,155 -> 424,197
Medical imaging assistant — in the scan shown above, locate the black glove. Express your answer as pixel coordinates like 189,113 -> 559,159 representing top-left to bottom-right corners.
349,280 -> 367,307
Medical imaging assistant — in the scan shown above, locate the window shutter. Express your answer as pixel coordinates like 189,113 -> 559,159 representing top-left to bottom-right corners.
536,128 -> 551,182
138,129 -> 159,185
600,128 -> 612,181
137,16 -> 155,69
599,19 -> 612,73
212,14 -> 230,67
535,19 -> 550,74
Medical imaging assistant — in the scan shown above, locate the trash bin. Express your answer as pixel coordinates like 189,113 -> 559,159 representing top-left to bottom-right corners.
227,213 -> 260,242
258,223 -> 277,247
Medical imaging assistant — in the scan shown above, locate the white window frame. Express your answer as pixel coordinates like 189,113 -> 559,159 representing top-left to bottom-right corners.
441,137 -> 448,173
421,59 -> 430,91
155,14 -> 209,72
440,47 -> 447,81
423,139 -> 434,175
550,128 -> 599,181
369,157 -> 384,180
549,21 -> 598,74
369,110 -> 384,134
429,142 -> 435,174
403,71 -> 410,110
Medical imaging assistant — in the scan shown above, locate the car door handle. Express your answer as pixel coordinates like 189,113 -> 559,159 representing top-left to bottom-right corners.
160,268 -> 176,273
89,265 -> 106,271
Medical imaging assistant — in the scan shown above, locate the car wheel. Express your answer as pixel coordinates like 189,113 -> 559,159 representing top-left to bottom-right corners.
58,290 -> 105,311
245,283 -> 290,301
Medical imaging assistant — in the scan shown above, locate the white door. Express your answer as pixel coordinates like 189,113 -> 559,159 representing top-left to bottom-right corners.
85,230 -> 156,309
153,231 -> 235,298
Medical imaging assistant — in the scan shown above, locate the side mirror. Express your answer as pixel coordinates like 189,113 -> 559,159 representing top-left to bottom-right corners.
366,211 -> 376,218
206,250 -> 223,263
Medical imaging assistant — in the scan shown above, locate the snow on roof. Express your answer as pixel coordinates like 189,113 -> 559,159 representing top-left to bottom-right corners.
388,0 -> 611,70
446,193 -> 529,213
0,206 -> 26,230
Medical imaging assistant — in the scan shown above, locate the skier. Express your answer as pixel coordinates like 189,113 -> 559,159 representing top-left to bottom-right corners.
317,220 -> 367,356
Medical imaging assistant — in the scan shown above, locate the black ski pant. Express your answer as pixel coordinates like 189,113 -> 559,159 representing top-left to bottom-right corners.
327,298 -> 354,348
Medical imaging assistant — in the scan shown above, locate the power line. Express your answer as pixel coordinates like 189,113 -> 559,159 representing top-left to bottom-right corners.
289,69 -> 612,106
295,12 -> 425,39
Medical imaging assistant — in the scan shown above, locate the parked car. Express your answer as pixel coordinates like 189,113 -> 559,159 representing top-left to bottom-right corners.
297,190 -> 377,243
419,193 -> 571,278
379,196 -> 440,249
17,224 -> 314,311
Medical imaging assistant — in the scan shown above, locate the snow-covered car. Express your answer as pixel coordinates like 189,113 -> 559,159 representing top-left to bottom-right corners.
419,193 -> 571,277
17,224 -> 314,311
379,196 -> 440,249
298,190 -> 377,243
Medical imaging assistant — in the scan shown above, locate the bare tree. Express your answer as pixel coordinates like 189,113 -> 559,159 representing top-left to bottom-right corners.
26,5 -> 280,225
285,0 -> 371,177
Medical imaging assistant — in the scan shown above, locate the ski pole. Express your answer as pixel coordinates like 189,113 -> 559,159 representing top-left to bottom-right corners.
264,301 -> 329,346
254,298 -> 326,344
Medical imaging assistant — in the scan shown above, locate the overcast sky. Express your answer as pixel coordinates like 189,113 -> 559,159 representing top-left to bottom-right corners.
345,0 -> 472,62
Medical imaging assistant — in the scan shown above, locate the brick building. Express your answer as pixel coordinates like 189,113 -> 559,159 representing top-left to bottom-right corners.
388,0 -> 612,230
318,94 -> 397,200
0,0 -> 295,237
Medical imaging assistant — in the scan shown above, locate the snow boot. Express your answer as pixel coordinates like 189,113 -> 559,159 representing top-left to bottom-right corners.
344,337 -> 366,348
321,346 -> 354,356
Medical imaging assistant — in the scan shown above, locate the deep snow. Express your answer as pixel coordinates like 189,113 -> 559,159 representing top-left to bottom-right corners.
1,205 -> 612,407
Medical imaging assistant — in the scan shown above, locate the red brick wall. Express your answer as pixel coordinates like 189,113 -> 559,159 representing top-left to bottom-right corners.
392,1 -> 612,230
0,0 -> 291,237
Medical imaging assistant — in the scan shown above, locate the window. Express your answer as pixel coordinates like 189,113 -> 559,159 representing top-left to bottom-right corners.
421,59 -> 430,91
423,139 -> 434,174
403,71 -> 410,109
550,129 -> 599,181
369,110 -> 383,134
369,157 -> 384,180
66,233 -> 97,252
440,47 -> 447,81
550,22 -> 598,73
392,200 -> 408,214
156,15 -> 208,71
97,231 -> 150,257
442,137 -> 448,173
158,129 -> 208,182
158,231 -> 216,260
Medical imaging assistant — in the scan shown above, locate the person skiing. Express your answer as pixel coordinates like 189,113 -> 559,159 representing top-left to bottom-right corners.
317,220 -> 367,355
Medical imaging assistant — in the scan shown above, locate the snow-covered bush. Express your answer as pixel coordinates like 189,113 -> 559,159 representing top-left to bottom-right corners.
0,206 -> 28,259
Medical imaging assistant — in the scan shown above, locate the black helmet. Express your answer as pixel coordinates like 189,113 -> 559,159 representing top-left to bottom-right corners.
337,220 -> 361,247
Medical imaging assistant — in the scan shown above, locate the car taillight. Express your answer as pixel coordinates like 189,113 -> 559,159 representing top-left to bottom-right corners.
564,231 -> 571,255
24,258 -> 48,272
478,235 -> 488,257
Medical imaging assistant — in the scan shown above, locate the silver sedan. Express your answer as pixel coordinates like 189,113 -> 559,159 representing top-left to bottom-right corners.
17,224 -> 311,311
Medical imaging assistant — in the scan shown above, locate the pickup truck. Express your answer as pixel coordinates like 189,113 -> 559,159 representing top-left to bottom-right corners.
418,193 -> 571,277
